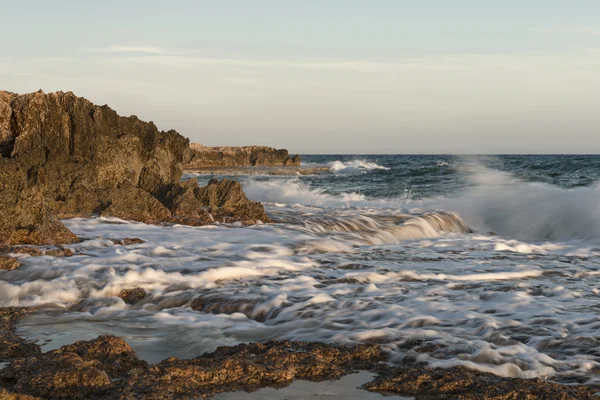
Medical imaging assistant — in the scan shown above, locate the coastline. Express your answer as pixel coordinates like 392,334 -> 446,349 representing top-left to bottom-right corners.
1,90 -> 599,399
184,165 -> 330,176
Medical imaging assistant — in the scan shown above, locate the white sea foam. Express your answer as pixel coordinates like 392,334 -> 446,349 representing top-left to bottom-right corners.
329,159 -> 390,172
431,164 -> 600,242
6,160 -> 600,385
7,212 -> 600,385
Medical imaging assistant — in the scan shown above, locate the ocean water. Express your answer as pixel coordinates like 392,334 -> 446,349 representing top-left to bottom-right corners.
5,155 -> 600,385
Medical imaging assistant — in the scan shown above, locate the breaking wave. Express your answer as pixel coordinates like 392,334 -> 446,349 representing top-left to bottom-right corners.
432,165 -> 600,242
329,159 -> 390,172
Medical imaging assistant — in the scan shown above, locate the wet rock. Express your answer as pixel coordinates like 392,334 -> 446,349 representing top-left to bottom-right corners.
186,144 -> 301,168
111,238 -> 146,246
197,178 -> 270,224
0,336 -> 383,399
363,365 -> 598,400
0,352 -> 113,399
0,308 -> 41,360
165,178 -> 214,226
0,256 -> 20,271
1,334 -> 597,400
118,288 -> 147,305
43,247 -> 74,257
0,90 -> 270,246
190,294 -> 265,320
0,246 -> 74,258
0,388 -> 41,400
127,340 -> 384,399
52,335 -> 148,376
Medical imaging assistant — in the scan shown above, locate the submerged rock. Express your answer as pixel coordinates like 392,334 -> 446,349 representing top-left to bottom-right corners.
0,256 -> 20,271
0,90 -> 270,245
118,288 -> 147,305
186,143 -> 301,168
110,238 -> 146,246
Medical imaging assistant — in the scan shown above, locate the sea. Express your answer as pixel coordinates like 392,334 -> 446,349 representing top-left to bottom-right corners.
5,155 -> 600,386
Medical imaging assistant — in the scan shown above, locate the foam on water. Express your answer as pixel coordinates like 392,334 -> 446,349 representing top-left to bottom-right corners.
329,159 -> 390,172
6,156 -> 600,386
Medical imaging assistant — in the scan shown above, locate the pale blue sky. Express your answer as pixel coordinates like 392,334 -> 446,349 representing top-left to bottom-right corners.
2,1 -> 600,153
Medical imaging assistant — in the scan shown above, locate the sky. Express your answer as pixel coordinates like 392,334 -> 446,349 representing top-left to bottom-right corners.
2,0 -> 600,153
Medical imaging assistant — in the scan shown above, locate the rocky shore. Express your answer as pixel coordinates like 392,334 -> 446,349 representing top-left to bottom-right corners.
0,308 -> 596,399
185,143 -> 301,168
0,90 -> 269,246
1,90 -> 597,400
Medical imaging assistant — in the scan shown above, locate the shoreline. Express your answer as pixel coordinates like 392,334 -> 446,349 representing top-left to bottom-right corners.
184,165 -> 331,176
1,304 -> 597,399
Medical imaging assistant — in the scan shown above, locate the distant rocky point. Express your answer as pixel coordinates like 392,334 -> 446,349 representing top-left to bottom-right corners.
0,90 -> 269,246
186,143 -> 301,168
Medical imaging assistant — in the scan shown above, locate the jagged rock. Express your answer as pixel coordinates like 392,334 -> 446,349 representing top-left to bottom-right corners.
165,178 -> 213,226
197,178 -> 270,224
0,335 -> 383,399
186,144 -> 301,168
363,365 -> 598,400
118,288 -> 147,305
0,331 -> 597,400
0,90 -> 271,245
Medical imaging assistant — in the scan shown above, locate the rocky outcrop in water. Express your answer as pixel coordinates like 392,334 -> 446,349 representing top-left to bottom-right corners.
0,327 -> 596,400
0,333 -> 383,399
364,364 -> 596,400
186,143 -> 301,168
0,90 -> 269,245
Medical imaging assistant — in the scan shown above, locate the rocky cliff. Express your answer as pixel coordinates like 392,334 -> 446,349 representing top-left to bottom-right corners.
0,90 -> 269,245
185,143 -> 301,168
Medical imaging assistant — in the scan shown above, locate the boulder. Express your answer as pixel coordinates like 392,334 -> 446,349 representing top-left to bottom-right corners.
197,178 -> 270,224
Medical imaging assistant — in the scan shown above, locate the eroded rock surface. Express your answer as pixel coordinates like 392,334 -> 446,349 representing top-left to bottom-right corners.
186,143 -> 301,168
0,308 -> 41,360
0,336 -> 383,399
118,288 -> 147,305
364,365 -> 598,400
0,329 -> 597,400
0,90 -> 269,245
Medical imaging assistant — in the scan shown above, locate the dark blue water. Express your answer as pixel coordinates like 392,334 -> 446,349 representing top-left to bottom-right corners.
299,155 -> 600,199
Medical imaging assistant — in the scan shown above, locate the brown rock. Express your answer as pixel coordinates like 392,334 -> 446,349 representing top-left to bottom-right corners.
363,365 -> 598,400
186,144 -> 301,168
0,388 -> 41,400
0,256 -> 20,271
111,238 -> 146,246
0,90 -> 272,246
118,288 -> 147,305
43,247 -> 74,257
0,308 -> 41,360
197,178 -> 270,224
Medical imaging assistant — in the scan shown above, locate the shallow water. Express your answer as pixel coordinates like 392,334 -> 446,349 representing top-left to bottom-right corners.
213,371 -> 411,399
5,155 -> 600,385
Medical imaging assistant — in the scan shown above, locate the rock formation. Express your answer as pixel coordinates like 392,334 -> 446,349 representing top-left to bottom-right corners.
0,90 -> 269,245
0,324 -> 596,399
186,143 -> 301,168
